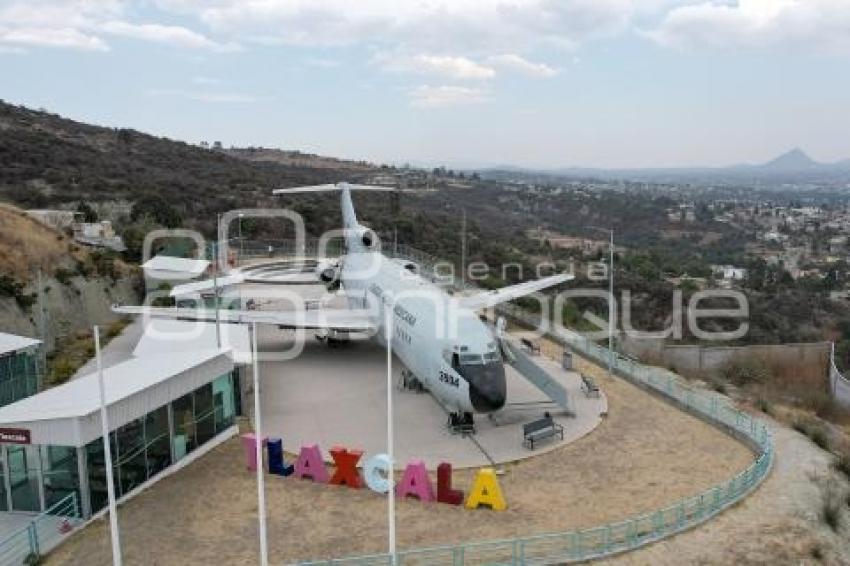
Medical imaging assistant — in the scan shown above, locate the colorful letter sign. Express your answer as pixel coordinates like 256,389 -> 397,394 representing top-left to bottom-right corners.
465,468 -> 506,511
364,453 -> 392,493
267,438 -> 294,476
396,460 -> 434,502
293,444 -> 329,483
329,446 -> 363,488
437,462 -> 464,505
245,439 -> 507,511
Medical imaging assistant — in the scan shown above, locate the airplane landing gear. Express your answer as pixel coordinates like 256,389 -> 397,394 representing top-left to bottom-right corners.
448,411 -> 476,436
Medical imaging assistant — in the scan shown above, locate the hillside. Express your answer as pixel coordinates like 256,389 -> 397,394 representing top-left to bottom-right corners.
0,100 -> 380,223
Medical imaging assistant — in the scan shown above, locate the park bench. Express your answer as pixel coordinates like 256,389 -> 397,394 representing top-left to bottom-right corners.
522,415 -> 564,450
581,374 -> 600,398
521,338 -> 541,355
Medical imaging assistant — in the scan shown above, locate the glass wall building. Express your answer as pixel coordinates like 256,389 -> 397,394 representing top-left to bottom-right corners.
0,333 -> 42,408
0,349 -> 239,517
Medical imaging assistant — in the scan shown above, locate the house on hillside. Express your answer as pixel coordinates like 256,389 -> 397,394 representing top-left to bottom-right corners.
72,220 -> 126,252
712,265 -> 748,286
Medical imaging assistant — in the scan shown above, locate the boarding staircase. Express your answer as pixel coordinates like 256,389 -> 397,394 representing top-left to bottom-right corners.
498,334 -> 571,414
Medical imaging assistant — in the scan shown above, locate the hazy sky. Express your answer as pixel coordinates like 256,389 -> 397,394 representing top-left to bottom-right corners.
2,0 -> 850,169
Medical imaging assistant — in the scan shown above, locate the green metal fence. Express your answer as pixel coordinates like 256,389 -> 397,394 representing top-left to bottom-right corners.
300,303 -> 773,565
0,492 -> 81,566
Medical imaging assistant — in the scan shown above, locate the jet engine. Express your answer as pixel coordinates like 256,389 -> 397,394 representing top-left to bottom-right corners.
356,227 -> 379,250
315,259 -> 341,290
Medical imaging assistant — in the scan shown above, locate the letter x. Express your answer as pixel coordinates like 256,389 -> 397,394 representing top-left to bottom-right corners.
329,446 -> 363,488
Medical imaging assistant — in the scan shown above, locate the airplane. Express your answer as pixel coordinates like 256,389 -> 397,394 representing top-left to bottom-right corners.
114,183 -> 573,427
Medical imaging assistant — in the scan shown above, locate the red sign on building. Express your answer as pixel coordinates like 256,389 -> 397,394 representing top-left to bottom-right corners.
0,428 -> 31,444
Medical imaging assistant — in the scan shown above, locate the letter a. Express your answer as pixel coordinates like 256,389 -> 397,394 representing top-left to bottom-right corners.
293,444 -> 329,483
465,468 -> 506,511
395,460 -> 434,502
437,462 -> 463,505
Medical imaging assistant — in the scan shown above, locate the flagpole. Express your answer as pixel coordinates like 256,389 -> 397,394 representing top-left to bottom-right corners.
385,301 -> 396,564
252,322 -> 268,566
95,326 -> 122,566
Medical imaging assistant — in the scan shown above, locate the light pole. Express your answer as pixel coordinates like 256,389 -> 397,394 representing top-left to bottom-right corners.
587,226 -> 615,378
238,213 -> 244,267
460,208 -> 467,289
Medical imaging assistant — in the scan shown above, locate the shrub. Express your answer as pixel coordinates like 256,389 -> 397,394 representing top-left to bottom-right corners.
823,496 -> 841,532
724,358 -> 769,387
756,397 -> 774,416
793,417 -> 831,451
54,268 -> 73,285
835,452 -> 850,481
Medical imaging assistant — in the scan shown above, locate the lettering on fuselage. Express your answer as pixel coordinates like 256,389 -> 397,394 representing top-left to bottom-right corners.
439,370 -> 459,388
393,304 -> 417,327
368,283 -> 384,299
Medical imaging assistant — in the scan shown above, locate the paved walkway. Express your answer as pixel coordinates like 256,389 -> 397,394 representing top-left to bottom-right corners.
257,326 -> 606,469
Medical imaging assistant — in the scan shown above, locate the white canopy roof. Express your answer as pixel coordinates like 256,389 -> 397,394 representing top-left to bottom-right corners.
133,320 -> 252,365
142,255 -> 210,277
0,349 -> 233,446
0,333 -> 41,356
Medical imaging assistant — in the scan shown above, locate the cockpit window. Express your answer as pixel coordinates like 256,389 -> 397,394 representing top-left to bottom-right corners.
460,353 -> 483,365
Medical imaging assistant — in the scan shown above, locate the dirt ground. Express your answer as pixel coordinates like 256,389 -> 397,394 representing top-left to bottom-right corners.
46,350 -> 756,565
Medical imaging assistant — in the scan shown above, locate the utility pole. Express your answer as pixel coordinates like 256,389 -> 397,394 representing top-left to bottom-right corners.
384,301 -> 396,564
460,209 -> 467,289
608,229 -> 614,379
95,326 -> 122,566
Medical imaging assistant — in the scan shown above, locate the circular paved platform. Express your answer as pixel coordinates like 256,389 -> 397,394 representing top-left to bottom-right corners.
255,324 -> 607,470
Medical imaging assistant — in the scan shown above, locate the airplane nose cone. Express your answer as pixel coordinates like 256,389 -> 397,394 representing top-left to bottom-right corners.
468,363 -> 507,413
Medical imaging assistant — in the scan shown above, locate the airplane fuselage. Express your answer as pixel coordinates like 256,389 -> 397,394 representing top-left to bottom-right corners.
341,248 -> 507,415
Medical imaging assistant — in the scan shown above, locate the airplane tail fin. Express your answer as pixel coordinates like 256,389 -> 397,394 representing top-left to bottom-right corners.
273,183 -> 395,232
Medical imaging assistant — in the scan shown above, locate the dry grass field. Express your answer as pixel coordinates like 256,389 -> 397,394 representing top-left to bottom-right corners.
46,348 -> 755,565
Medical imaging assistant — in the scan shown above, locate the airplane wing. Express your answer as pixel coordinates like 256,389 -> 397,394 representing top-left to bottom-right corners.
169,270 -> 321,296
456,274 -> 574,310
169,273 -> 246,296
112,305 -> 377,332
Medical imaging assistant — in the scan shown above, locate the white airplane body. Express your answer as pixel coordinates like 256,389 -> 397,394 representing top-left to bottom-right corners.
115,183 -> 573,421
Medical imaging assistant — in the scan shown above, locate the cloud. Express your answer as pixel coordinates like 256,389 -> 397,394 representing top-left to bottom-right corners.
176,0 -> 633,53
101,21 -> 241,52
0,26 -> 108,51
487,54 -> 559,77
0,0 -> 236,52
146,88 -> 273,104
408,85 -> 489,108
645,0 -> 850,54
192,76 -> 222,85
303,57 -> 341,68
377,52 -> 496,80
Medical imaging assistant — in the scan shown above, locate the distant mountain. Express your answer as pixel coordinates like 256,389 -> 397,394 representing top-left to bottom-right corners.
759,147 -> 820,171
480,147 -> 850,187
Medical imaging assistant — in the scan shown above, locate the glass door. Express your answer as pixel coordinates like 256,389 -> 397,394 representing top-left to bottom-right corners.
7,445 -> 40,512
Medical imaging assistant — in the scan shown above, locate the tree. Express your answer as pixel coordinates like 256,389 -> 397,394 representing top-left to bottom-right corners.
76,201 -> 98,223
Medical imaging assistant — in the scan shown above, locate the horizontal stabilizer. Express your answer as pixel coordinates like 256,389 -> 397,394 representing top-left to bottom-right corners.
272,182 -> 396,195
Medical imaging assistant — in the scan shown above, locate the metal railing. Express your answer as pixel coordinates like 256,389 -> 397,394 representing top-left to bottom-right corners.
0,492 -> 81,565
829,342 -> 850,408
299,300 -> 773,565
